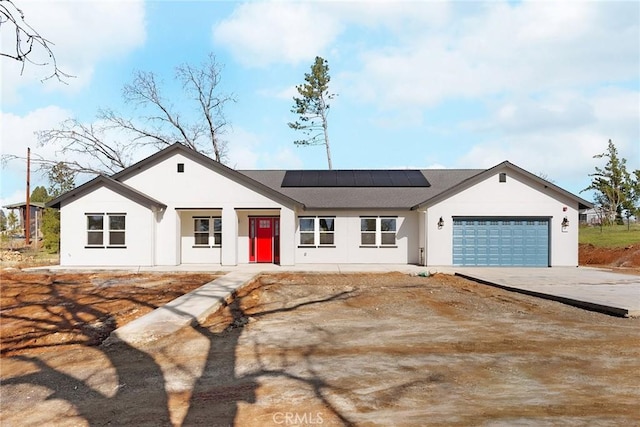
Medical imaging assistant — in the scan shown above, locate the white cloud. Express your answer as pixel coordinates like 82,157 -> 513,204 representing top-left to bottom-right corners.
212,1 -> 453,67
226,127 -> 303,170
1,0 -> 146,102
262,147 -> 304,170
1,188 -> 28,210
226,128 -> 261,169
346,1 -> 639,109
213,2 -> 341,67
456,87 -> 640,194
1,105 -> 72,161
0,106 -> 74,198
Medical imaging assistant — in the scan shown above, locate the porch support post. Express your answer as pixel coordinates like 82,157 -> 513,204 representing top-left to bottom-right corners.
221,207 -> 238,266
279,207 -> 295,266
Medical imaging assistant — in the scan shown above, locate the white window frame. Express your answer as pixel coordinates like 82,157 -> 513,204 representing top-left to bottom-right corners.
298,216 -> 336,247
318,217 -> 335,246
194,217 -> 210,246
299,217 -> 315,246
360,217 -> 377,246
212,217 -> 222,246
86,214 -> 104,247
360,216 -> 398,247
108,214 -> 126,247
380,217 -> 397,246
193,216 -> 222,248
86,213 -> 126,248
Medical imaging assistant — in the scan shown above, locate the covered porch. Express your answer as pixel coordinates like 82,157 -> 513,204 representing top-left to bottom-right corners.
176,207 -> 296,266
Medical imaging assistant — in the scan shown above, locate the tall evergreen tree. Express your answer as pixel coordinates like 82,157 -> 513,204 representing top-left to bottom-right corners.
30,186 -> 50,203
41,162 -> 76,253
288,56 -> 336,169
582,139 -> 635,225
0,210 -> 7,232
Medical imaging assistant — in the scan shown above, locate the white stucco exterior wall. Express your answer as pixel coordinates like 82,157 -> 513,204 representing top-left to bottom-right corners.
58,186 -> 154,266
294,210 -> 419,264
423,168 -> 580,267
119,152 -> 292,266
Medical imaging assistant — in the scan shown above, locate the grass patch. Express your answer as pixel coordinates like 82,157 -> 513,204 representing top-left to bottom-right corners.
579,223 -> 640,247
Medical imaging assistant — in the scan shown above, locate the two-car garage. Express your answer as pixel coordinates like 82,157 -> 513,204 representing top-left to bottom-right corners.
452,217 -> 550,267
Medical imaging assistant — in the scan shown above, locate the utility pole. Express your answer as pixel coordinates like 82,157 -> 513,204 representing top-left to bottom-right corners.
25,147 -> 31,246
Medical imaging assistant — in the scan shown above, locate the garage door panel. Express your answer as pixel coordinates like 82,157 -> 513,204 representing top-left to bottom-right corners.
453,218 -> 549,266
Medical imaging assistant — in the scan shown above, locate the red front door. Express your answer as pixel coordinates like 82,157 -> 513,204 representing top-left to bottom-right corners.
249,217 -> 280,263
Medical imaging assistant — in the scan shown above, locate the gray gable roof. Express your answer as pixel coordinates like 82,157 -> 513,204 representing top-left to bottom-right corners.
46,174 -> 167,210
46,143 -> 592,212
112,143 -> 303,208
411,161 -> 593,210
240,169 -> 482,209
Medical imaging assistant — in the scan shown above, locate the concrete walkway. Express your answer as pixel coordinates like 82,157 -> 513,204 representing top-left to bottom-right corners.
454,267 -> 640,317
107,271 -> 257,344
103,264 -> 433,344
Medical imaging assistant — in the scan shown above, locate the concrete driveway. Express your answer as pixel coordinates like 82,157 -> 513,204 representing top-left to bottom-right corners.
454,266 -> 640,317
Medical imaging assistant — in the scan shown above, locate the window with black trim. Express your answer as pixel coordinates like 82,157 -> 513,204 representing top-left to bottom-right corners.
299,217 -> 315,245
194,218 -> 209,245
86,213 -> 126,247
299,217 -> 335,246
109,215 -> 126,245
360,217 -> 376,246
380,217 -> 397,245
319,217 -> 334,245
361,216 -> 397,246
212,217 -> 222,245
87,215 -> 104,246
177,163 -> 185,173
193,217 -> 222,247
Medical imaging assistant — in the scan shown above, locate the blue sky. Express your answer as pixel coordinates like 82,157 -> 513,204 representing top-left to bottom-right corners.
1,0 -> 639,209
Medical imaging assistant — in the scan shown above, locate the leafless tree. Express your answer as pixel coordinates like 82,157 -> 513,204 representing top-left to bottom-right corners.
2,54 -> 235,176
113,53 -> 234,163
0,0 -> 72,82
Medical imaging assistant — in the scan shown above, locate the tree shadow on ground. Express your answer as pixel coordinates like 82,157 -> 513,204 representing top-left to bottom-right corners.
1,273 -> 361,426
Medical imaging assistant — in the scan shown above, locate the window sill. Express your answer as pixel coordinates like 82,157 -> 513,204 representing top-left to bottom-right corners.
359,245 -> 378,248
380,245 -> 398,248
85,246 -> 105,249
192,245 -> 221,248
298,245 -> 317,248
318,245 -> 336,248
107,246 -> 127,249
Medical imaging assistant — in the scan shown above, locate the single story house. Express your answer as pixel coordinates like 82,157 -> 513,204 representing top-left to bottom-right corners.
47,143 -> 592,267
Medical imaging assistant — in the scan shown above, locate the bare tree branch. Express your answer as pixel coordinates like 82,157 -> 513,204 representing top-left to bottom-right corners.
176,53 -> 234,162
14,53 -> 236,178
0,0 -> 73,82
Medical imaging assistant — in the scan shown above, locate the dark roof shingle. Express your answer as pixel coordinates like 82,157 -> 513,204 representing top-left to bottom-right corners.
240,169 -> 482,209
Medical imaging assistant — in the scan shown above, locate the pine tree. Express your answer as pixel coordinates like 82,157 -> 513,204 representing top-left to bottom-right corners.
582,140 -> 635,225
288,56 -> 336,169
41,163 -> 76,253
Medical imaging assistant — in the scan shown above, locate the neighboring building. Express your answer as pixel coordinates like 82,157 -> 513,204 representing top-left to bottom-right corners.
2,201 -> 46,239
47,143 -> 592,267
579,207 -> 636,225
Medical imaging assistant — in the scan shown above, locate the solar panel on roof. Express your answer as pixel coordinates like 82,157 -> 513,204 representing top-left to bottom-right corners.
353,170 -> 372,186
318,171 -> 336,186
281,170 -> 430,187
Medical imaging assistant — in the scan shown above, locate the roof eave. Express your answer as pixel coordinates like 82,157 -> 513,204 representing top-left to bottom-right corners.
45,175 -> 167,211
113,143 -> 304,209
411,161 -> 594,210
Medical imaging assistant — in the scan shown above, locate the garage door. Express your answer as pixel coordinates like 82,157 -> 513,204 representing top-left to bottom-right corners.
453,218 -> 549,266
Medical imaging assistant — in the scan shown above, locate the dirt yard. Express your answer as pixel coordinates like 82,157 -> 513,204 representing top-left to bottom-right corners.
1,272 -> 638,426
579,243 -> 640,273
0,271 -> 220,356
